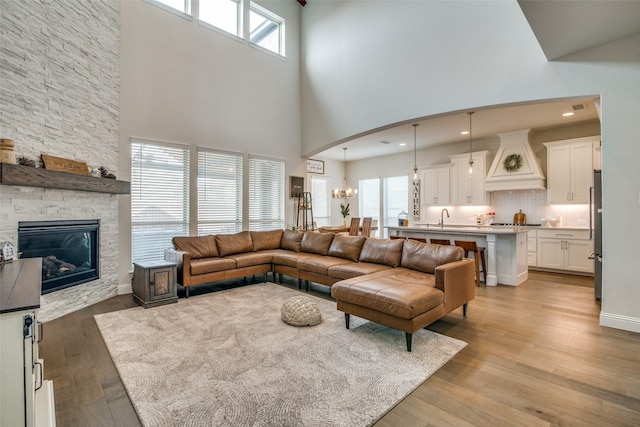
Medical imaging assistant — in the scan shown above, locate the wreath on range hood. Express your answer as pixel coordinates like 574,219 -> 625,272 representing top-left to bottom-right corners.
503,153 -> 523,172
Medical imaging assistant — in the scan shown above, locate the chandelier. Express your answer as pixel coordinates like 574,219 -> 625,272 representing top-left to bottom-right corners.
332,147 -> 358,199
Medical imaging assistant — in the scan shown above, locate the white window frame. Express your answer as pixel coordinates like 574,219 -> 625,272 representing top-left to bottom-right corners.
145,0 -> 193,20
197,148 -> 243,235
197,0 -> 243,39
383,175 -> 409,238
310,175 -> 331,228
248,155 -> 285,231
249,2 -> 285,57
359,177 -> 381,237
131,139 -> 190,265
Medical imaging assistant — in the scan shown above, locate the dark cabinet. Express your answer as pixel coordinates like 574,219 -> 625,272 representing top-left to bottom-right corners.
132,261 -> 178,308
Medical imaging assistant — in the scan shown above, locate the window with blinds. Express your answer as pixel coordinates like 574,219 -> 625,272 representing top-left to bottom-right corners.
311,175 -> 331,227
249,155 -> 285,231
359,177 -> 381,235
198,149 -> 243,234
384,175 -> 409,235
131,140 -> 190,264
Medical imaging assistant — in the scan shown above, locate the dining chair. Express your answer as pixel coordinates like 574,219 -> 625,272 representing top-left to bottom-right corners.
361,217 -> 373,237
348,217 -> 360,236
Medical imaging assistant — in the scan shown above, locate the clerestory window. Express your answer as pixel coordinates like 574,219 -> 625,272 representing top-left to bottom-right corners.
199,0 -> 241,37
249,2 -> 285,56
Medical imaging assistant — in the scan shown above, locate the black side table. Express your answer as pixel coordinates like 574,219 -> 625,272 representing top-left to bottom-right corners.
132,260 -> 178,308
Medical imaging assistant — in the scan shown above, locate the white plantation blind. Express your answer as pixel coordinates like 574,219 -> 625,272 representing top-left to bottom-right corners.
131,140 -> 190,264
198,149 -> 243,234
384,175 -> 408,236
311,175 -> 331,227
249,155 -> 285,231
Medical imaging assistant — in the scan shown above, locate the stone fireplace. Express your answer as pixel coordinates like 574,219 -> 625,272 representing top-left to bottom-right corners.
0,186 -> 120,322
0,0 -> 121,322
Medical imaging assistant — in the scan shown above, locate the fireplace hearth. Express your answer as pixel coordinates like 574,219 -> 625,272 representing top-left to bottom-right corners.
18,220 -> 100,294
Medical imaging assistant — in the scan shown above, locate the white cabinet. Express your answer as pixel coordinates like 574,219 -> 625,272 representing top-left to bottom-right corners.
421,165 -> 450,205
544,137 -> 598,204
536,229 -> 594,274
527,230 -> 537,267
449,151 -> 489,205
1,258 -> 55,427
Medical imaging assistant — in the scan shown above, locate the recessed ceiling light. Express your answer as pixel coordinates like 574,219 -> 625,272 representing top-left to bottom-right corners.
562,112 -> 574,117
399,142 -> 406,147
461,131 -> 469,135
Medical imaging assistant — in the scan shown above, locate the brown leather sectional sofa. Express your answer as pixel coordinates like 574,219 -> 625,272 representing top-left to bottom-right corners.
165,229 -> 475,351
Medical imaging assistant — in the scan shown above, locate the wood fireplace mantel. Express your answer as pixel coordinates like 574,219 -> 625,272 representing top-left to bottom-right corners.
0,163 -> 130,194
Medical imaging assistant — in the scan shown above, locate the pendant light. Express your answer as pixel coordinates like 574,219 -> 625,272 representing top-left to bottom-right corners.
412,124 -> 419,181
467,112 -> 474,175
332,147 -> 358,199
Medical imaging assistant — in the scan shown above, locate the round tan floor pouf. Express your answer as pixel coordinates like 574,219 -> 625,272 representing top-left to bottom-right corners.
281,296 -> 322,326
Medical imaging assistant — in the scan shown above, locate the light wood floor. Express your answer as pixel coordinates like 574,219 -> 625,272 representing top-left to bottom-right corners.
39,271 -> 640,426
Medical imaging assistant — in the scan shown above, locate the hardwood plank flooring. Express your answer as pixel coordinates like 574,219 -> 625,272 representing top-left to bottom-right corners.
38,272 -> 640,426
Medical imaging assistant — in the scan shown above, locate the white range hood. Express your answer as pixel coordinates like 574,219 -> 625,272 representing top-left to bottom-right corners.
485,129 -> 546,191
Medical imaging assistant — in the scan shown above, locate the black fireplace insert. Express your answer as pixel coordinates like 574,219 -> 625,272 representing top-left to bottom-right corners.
18,220 -> 100,294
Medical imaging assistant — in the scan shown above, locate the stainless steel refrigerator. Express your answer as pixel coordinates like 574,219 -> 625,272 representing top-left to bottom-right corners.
590,170 -> 602,300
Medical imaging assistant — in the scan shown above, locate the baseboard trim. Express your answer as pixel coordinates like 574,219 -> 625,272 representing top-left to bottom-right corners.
600,311 -> 640,333
118,282 -> 132,295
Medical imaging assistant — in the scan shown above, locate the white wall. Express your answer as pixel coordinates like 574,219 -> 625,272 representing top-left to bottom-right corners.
300,1 -> 640,332
118,0 -> 304,285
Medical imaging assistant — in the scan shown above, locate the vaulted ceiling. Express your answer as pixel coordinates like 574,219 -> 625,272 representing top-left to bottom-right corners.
518,0 -> 640,60
316,1 -> 639,161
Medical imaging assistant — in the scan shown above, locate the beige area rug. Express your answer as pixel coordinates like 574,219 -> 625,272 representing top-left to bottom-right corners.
95,283 -> 466,427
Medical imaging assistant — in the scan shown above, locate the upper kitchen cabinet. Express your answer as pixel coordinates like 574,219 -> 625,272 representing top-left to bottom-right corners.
421,165 -> 450,205
449,151 -> 489,205
544,136 -> 600,204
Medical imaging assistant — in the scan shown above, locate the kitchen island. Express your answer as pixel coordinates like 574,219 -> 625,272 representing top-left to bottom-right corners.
386,224 -> 529,286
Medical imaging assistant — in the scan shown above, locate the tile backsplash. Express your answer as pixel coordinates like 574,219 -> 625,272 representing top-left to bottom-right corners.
421,189 -> 590,227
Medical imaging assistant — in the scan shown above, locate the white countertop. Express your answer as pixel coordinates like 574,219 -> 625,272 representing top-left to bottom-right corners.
385,223 -> 589,234
386,225 -> 529,235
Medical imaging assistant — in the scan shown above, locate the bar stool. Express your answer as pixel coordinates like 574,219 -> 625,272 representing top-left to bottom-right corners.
454,240 -> 487,286
389,235 -> 406,240
430,238 -> 451,245
407,237 -> 427,243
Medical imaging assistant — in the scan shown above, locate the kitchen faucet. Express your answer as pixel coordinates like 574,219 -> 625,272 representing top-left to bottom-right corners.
440,208 -> 449,228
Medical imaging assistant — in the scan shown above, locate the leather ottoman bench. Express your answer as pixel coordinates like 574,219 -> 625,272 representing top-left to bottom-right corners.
331,268 -> 448,352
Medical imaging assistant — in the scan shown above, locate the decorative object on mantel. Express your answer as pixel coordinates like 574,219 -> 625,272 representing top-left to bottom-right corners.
0,241 -> 17,262
99,166 -> 116,179
41,153 -> 90,175
17,156 -> 36,167
0,138 -> 16,164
